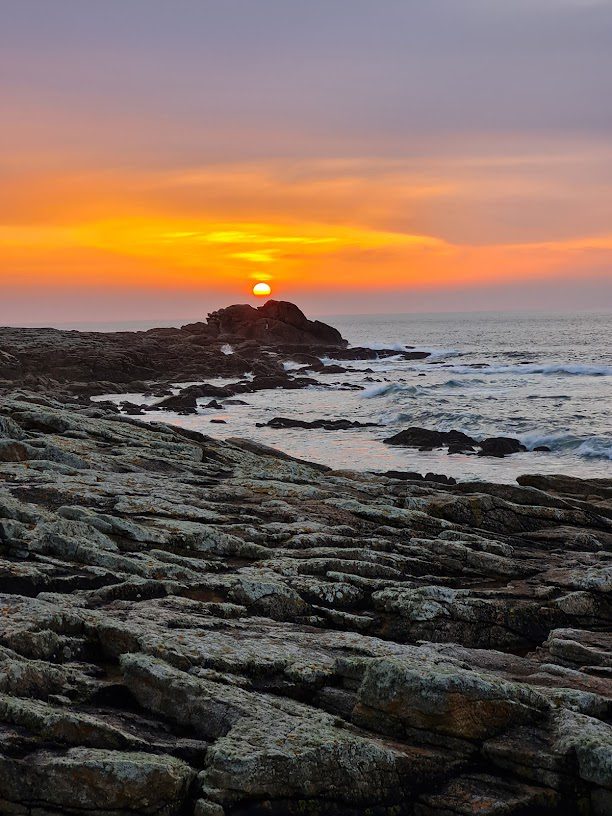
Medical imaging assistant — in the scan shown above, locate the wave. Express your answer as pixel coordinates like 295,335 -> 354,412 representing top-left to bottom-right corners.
519,431 -> 612,460
434,377 -> 485,388
362,377 -> 486,397
445,362 -> 612,377
362,382 -> 421,398
576,438 -> 612,461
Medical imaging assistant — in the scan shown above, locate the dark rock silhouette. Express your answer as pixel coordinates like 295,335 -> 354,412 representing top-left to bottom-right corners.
0,301 -> 347,393
206,300 -> 346,347
385,427 -> 530,457
258,417 -> 380,430
478,436 -> 528,457
384,427 -> 476,449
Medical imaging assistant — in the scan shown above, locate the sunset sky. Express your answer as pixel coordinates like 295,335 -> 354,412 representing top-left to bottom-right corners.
2,0 -> 611,324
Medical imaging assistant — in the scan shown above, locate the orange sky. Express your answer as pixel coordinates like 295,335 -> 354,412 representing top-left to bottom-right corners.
1,2 -> 611,323
2,159 -> 611,316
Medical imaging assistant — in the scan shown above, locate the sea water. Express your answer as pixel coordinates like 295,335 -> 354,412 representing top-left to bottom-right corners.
97,311 -> 612,483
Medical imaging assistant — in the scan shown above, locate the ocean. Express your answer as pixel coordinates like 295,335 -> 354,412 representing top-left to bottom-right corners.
98,310 -> 612,483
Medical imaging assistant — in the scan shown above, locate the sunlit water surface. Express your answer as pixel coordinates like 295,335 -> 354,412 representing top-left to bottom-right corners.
95,311 -> 612,483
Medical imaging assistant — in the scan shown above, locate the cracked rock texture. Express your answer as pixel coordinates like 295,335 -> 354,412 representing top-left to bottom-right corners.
0,392 -> 610,815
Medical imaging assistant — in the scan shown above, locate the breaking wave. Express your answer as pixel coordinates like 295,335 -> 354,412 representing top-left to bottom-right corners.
576,438 -> 612,460
362,382 -> 421,398
519,431 -> 612,460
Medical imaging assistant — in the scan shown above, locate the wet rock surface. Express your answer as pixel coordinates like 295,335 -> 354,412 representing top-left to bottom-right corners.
257,417 -> 381,430
0,392 -> 610,814
385,427 -> 530,457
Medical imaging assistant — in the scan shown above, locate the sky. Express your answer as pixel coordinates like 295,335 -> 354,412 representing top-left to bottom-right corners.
1,0 -> 611,324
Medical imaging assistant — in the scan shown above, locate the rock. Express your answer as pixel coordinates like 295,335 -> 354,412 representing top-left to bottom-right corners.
355,656 -> 548,740
554,709 -> 612,788
448,443 -> 476,454
382,470 -> 457,485
0,393 -> 609,813
0,416 -> 26,440
415,773 -> 560,815
0,301 -> 346,392
517,473 -> 612,500
0,748 -> 194,815
152,392 -> 200,414
207,300 -> 347,347
479,436 -> 527,457
120,401 -> 146,415
0,440 -> 33,462
250,373 -> 319,391
325,347 -> 430,361
258,417 -> 380,430
384,427 -> 477,448
384,428 -> 528,457
319,363 -> 349,373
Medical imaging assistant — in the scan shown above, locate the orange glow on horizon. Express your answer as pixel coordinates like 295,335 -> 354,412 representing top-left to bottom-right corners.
1,160 -> 611,308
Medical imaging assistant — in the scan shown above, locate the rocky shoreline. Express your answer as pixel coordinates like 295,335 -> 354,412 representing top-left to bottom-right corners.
0,303 -> 611,814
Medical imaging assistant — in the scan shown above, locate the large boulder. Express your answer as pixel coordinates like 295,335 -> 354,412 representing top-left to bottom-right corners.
384,427 -> 476,449
206,300 -> 346,347
479,436 -> 527,457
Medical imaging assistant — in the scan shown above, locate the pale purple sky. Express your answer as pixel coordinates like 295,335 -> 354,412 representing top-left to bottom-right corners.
1,0 -> 611,324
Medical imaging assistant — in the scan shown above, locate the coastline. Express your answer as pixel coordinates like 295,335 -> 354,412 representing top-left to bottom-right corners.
3,303 -> 610,483
0,303 -> 611,812
0,390 -> 610,812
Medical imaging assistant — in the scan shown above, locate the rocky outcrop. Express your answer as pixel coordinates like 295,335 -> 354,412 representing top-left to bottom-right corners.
206,300 -> 347,347
0,302 -> 347,394
384,426 -> 529,457
384,427 -> 477,450
257,417 -> 380,430
0,392 -> 610,814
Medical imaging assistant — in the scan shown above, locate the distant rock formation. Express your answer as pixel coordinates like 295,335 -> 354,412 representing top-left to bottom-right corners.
0,301 -> 346,393
203,300 -> 347,347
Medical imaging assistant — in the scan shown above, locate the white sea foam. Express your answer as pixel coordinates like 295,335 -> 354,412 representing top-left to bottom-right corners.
576,438 -> 612,460
519,431 -> 576,451
519,431 -> 612,459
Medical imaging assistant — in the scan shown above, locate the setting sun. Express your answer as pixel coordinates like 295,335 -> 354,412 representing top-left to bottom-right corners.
252,281 -> 272,297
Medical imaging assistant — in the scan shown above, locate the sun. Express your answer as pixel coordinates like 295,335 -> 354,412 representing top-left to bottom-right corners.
252,282 -> 272,297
